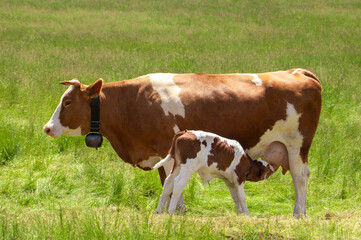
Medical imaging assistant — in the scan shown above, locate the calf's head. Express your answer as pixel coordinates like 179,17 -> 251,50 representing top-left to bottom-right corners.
43,79 -> 103,137
246,159 -> 277,182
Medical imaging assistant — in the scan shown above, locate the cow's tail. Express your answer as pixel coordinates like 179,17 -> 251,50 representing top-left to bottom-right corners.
152,130 -> 187,170
302,69 -> 320,84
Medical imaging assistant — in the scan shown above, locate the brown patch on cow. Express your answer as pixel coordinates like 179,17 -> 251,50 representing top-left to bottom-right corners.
174,73 -> 288,151
97,76 -> 177,167
174,132 -> 201,164
57,79 -> 104,135
202,140 -> 207,147
207,137 -> 235,171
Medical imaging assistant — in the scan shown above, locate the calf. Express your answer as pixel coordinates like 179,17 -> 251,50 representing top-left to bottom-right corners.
153,130 -> 288,214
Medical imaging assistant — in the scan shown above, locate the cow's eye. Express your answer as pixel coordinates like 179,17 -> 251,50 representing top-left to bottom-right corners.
64,100 -> 72,107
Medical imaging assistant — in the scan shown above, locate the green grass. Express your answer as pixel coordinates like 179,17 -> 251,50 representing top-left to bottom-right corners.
1,0 -> 361,238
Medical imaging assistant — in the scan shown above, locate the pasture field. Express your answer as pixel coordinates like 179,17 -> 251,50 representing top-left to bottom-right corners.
0,0 -> 361,239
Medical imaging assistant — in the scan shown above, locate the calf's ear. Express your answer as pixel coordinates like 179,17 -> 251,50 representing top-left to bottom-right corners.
84,78 -> 103,98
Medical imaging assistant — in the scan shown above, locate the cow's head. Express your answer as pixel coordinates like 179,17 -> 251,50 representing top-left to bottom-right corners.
43,78 -> 103,137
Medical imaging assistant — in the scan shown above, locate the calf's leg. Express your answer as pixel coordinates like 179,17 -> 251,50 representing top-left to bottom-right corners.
168,166 -> 195,213
158,159 -> 187,213
156,167 -> 180,214
226,182 -> 249,215
156,173 -> 175,213
236,183 -> 249,215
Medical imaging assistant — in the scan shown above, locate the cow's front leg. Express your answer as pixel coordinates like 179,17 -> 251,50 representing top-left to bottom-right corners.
158,159 -> 187,213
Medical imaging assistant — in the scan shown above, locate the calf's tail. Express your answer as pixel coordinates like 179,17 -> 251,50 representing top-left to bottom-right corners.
152,130 -> 188,170
153,154 -> 173,170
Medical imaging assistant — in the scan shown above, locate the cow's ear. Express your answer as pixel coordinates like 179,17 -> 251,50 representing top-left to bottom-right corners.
84,78 -> 103,98
59,79 -> 81,88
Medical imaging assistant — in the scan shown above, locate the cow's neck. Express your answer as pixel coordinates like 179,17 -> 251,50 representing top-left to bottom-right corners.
96,82 -> 131,165
96,80 -> 164,166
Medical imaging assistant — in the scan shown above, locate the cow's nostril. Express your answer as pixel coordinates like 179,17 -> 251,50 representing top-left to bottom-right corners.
44,127 -> 51,135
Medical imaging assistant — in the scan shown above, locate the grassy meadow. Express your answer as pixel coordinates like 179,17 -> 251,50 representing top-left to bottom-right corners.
1,0 -> 361,238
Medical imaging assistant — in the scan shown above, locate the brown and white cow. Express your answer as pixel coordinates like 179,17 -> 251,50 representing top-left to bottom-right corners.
43,69 -> 322,217
153,130 -> 288,214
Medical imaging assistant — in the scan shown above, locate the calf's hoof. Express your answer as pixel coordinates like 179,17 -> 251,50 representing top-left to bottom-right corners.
155,209 -> 163,214
176,203 -> 187,213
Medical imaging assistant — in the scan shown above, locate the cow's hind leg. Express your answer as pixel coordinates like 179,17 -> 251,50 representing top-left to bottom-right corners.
289,148 -> 310,218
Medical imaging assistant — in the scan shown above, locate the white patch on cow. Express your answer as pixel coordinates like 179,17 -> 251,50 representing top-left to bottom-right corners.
291,68 -> 302,75
148,73 -> 185,118
138,156 -> 162,169
62,127 -> 82,136
236,73 -> 262,86
250,74 -> 262,86
173,124 -> 180,133
247,102 -> 303,162
44,86 -> 82,137
148,73 -> 185,133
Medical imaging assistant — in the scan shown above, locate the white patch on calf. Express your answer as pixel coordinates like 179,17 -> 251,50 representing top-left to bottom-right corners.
256,158 -> 274,172
148,73 -> 185,133
191,131 -> 244,184
255,158 -> 275,180
44,86 -> 82,137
